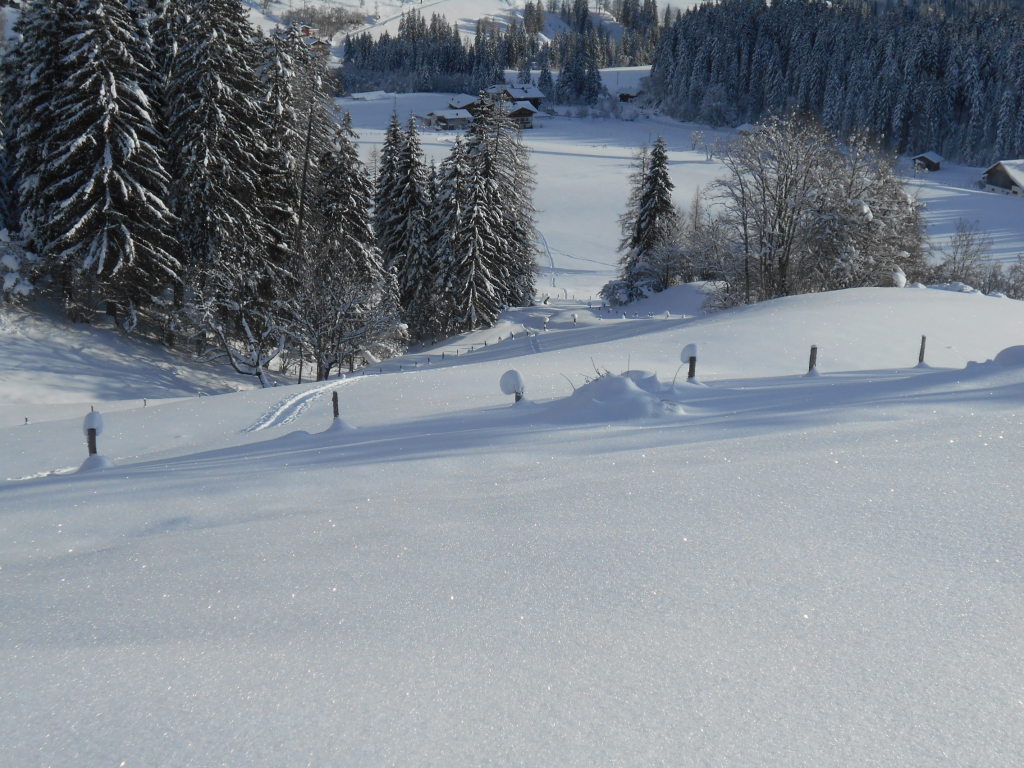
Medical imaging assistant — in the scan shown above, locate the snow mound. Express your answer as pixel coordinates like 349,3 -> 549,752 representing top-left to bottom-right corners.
544,372 -> 683,423
993,345 -> 1024,366
323,417 -> 356,433
77,454 -> 114,472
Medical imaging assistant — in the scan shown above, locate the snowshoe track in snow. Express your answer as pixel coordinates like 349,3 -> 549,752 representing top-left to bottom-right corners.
244,380 -> 354,433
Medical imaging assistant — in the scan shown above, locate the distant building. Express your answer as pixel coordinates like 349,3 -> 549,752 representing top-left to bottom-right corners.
296,24 -> 330,56
982,160 -> 1024,195
447,95 -> 479,111
422,109 -> 473,130
912,151 -> 943,172
735,122 -> 761,136
498,100 -> 539,129
484,83 -> 545,110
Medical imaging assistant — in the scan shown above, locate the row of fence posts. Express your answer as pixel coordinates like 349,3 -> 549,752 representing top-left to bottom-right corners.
70,336 -> 934,468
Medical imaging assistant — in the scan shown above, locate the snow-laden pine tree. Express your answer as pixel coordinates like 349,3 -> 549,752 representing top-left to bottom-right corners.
284,114 -> 405,379
427,136 -> 469,338
482,102 -> 538,309
4,0 -> 77,254
166,0 -> 273,282
445,146 -> 505,333
442,95 -> 537,333
603,136 -> 678,305
259,24 -> 337,261
391,118 -> 434,335
373,112 -> 406,269
39,0 -> 178,325
166,0 -> 283,382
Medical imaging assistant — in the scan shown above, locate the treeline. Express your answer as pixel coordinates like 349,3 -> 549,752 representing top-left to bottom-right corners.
375,103 -> 538,347
342,0 -> 666,102
647,0 -> 1024,164
0,0 -> 537,384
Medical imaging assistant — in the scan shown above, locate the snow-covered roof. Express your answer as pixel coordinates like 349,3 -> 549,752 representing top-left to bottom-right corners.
913,151 -> 943,164
447,94 -> 477,109
985,159 -> 1024,190
486,84 -> 545,100
427,109 -> 472,121
499,101 -> 538,115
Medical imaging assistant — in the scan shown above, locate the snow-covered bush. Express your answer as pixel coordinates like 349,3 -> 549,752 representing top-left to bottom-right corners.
0,232 -> 37,302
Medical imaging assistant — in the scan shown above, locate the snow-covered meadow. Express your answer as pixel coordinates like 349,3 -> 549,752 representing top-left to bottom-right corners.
3,281 -> 1024,766
3,87 -> 1024,766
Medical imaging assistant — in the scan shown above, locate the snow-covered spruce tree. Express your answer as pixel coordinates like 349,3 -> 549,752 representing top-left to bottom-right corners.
602,136 -> 678,305
442,95 -> 537,334
487,103 -> 538,309
259,25 -> 337,260
166,0 -> 283,383
373,112 -> 406,270
4,0 -> 77,256
283,115 -> 405,379
37,0 -> 178,326
537,62 -> 554,101
390,118 -> 434,335
427,136 -> 468,338
445,144 -> 505,333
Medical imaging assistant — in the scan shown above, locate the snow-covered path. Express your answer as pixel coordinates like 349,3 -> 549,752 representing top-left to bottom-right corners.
244,378 -> 357,432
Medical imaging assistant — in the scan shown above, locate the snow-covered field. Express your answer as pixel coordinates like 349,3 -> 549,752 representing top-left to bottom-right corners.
3,282 -> 1024,766
345,91 -> 1024,295
3,89 -> 1024,767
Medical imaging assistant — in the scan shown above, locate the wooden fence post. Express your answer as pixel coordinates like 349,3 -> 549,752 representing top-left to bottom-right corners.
808,345 -> 818,373
332,391 -> 339,419
687,355 -> 697,381
918,335 -> 927,365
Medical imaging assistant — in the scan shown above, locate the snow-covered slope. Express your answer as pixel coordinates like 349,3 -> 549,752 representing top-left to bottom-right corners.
0,304 -> 261,430
3,283 -> 1024,767
4,68 -> 1024,768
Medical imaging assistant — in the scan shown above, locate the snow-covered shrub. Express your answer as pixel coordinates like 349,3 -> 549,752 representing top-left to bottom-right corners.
0,232 -> 37,301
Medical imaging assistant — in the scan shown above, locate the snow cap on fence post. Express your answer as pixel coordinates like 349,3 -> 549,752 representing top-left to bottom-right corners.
82,409 -> 104,441
79,409 -> 113,472
500,369 -> 526,403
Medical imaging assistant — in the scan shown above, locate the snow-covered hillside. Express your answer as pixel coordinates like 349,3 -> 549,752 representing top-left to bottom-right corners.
3,20 -> 1024,759
3,279 -> 1024,766
248,0 -> 706,42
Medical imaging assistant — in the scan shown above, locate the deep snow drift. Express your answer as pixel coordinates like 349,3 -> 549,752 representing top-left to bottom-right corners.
2,285 -> 1023,767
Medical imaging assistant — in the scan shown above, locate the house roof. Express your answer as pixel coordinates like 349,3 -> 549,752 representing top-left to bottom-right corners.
485,84 -> 545,100
985,159 -> 1024,189
913,151 -> 943,164
427,109 -> 472,121
448,94 -> 477,109
499,101 -> 538,116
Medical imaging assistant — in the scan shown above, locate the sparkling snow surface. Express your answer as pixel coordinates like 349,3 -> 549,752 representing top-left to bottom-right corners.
3,96 -> 1024,766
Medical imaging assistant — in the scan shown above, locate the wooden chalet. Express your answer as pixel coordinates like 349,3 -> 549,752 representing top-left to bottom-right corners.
912,151 -> 943,172
422,109 -> 473,130
447,94 -> 479,111
484,84 -> 545,110
498,100 -> 539,129
982,160 -> 1024,196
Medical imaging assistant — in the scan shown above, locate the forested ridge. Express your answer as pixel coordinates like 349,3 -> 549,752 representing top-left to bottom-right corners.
648,0 -> 1024,164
